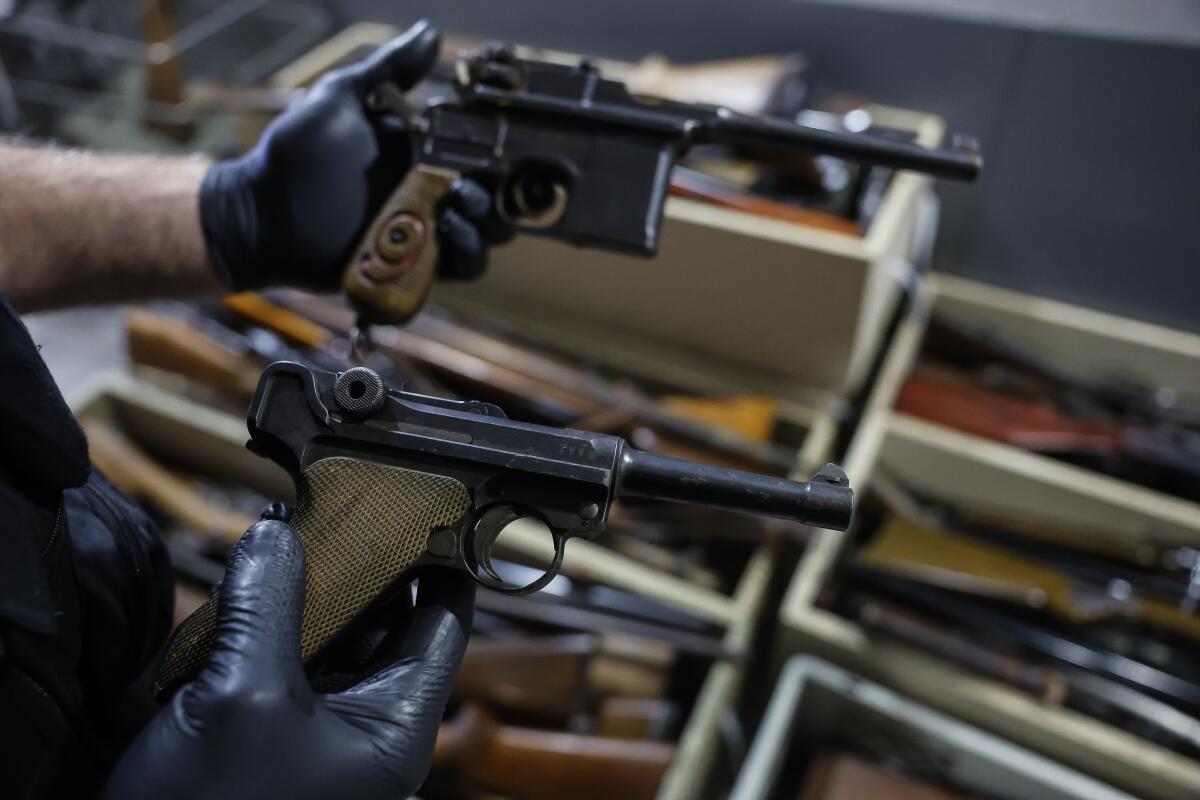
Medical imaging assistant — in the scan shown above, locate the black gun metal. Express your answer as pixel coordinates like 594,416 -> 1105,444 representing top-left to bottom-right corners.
248,361 -> 854,594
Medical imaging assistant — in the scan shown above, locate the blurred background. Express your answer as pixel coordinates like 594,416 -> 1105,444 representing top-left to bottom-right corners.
4,2 -> 1200,799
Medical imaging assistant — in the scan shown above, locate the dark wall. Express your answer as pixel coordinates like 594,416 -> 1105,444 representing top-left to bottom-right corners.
343,0 -> 1200,331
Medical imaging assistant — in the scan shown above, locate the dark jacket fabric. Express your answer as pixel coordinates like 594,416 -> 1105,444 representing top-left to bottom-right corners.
0,296 -> 173,798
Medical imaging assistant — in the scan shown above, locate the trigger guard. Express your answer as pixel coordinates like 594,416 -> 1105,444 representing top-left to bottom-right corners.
464,504 -> 567,595
471,533 -> 566,596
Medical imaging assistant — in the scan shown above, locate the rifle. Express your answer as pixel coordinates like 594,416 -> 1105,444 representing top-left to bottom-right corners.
856,599 -> 1200,756
155,361 -> 848,696
126,308 -> 261,402
139,0 -> 192,141
859,516 -> 1200,641
83,419 -> 256,546
851,565 -> 1200,712
456,635 -> 598,723
433,703 -> 675,800
896,370 -> 1200,502
595,697 -> 677,740
474,590 -> 733,662
457,634 -> 684,739
925,311 -> 1200,431
337,26 -> 980,325
798,751 -> 970,800
455,634 -> 671,725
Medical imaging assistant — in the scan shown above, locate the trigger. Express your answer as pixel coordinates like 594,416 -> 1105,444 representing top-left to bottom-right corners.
480,551 -> 504,582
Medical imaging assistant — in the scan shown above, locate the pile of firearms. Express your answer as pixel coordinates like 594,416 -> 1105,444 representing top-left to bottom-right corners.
114,292 -> 811,799
824,312 -> 1200,764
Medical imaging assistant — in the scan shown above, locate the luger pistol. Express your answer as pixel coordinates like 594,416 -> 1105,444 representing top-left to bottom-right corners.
343,38 -> 983,325
157,362 -> 855,696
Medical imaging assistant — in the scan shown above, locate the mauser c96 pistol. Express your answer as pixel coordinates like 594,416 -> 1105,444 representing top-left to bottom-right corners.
157,362 -> 854,697
344,34 -> 983,324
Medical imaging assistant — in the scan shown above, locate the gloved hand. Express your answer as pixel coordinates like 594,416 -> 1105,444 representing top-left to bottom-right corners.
200,19 -> 510,291
103,518 -> 475,800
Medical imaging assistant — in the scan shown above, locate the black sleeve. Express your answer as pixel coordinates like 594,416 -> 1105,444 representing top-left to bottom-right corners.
65,471 -> 175,758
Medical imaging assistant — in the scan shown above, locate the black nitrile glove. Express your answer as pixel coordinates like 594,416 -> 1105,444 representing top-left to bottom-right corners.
200,19 -> 510,291
103,518 -> 475,800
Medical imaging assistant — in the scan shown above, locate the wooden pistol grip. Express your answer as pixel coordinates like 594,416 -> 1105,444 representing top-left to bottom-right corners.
342,165 -> 461,325
156,457 -> 471,699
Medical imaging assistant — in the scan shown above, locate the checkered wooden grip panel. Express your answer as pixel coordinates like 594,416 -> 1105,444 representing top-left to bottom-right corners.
156,457 -> 471,697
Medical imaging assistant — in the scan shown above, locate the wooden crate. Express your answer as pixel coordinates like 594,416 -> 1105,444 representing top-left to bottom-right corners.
778,274 -> 1200,800
730,657 -> 1136,800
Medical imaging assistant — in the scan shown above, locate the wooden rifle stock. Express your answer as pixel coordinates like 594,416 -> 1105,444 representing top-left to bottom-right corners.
434,704 -> 675,800
456,635 -> 673,727
83,419 -> 256,545
799,751 -> 969,800
897,371 -> 1200,500
223,292 -> 332,349
456,635 -> 598,724
125,308 -> 260,401
896,372 -> 1120,455
139,0 -> 192,141
860,516 -> 1200,640
595,697 -> 677,739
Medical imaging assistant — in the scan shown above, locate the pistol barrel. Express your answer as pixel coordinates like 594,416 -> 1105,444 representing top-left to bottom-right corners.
614,450 -> 854,531
700,112 -> 982,182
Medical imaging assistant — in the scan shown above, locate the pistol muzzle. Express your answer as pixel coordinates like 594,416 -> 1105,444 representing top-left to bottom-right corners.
614,450 -> 854,531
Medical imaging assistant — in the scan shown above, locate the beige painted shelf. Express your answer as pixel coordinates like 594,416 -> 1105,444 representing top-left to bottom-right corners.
779,275 -> 1200,800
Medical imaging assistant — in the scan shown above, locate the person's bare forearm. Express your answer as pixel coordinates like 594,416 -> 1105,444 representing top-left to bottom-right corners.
0,140 -> 220,312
